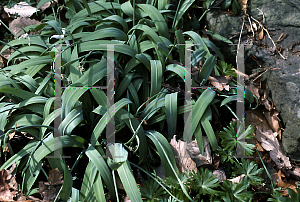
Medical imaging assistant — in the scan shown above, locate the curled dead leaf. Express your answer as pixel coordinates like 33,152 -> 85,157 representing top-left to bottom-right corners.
9,17 -> 41,37
4,2 -> 37,18
48,168 -> 63,186
208,76 -> 231,91
39,168 -> 63,201
238,0 -> 248,15
258,28 -> 264,40
170,135 -> 197,173
277,170 -> 297,196
186,136 -> 211,166
255,126 -> 292,169
263,110 -> 281,133
0,169 -> 17,201
229,174 -> 245,184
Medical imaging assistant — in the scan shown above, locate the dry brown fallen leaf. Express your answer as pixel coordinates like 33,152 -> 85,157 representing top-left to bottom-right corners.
186,136 -> 211,166
9,17 -> 41,37
258,27 -> 264,40
229,174 -> 245,184
0,45 -> 13,61
48,168 -> 63,186
276,170 -> 297,196
287,166 -> 300,181
238,0 -> 248,15
170,135 -> 197,173
208,76 -> 231,91
0,169 -> 18,201
4,2 -> 37,18
263,109 -> 281,139
255,126 -> 292,169
245,80 -> 260,100
38,168 -> 63,201
245,109 -> 272,132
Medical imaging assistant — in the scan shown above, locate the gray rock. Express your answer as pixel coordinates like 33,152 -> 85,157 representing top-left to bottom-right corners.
206,0 -> 300,161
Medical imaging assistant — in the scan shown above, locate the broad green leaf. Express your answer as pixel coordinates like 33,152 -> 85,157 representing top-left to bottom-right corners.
146,131 -> 176,178
103,15 -> 129,33
165,64 -> 185,81
0,140 -> 38,170
8,46 -> 46,63
91,98 -> 133,145
202,38 -> 224,60
1,36 -> 47,54
90,88 -> 107,107
115,72 -> 134,100
9,56 -> 52,75
115,109 -> 147,163
191,47 -> 207,66
130,24 -> 164,45
232,0 -> 242,15
58,105 -> 83,135
184,89 -> 216,142
93,171 -> 106,202
82,0 -> 92,17
28,136 -> 86,171
117,160 -> 142,202
80,161 -> 97,200
172,0 -> 195,29
165,92 -> 177,138
198,54 -> 216,85
206,30 -> 233,44
146,131 -> 195,201
107,143 -> 128,170
200,107 -> 218,151
0,103 -> 14,131
78,40 -> 137,58
175,30 -> 185,64
150,60 -> 162,97
71,2 -> 121,23
137,4 -> 169,39
85,145 -> 117,201
182,31 -> 210,56
158,0 -> 168,10
221,0 -> 232,10
46,20 -> 62,35
140,97 -> 165,121
81,28 -> 127,42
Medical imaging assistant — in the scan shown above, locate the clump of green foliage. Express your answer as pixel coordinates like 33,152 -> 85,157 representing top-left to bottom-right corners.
0,0 -> 292,201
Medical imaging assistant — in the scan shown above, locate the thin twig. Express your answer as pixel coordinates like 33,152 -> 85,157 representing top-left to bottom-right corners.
247,16 -> 255,38
257,8 -> 265,24
251,16 -> 286,60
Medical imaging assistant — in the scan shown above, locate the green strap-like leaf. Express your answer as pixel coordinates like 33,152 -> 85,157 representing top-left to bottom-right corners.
146,131 -> 195,201
200,107 -> 218,151
117,160 -> 142,202
85,145 -> 117,201
165,92 -> 178,138
150,60 -> 163,97
91,98 -> 133,146
184,88 -> 216,142
172,0 -> 195,29
137,4 -> 169,39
